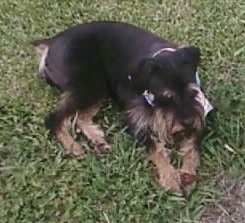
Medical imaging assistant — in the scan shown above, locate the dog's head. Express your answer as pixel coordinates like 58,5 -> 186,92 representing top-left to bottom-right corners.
132,46 -> 204,133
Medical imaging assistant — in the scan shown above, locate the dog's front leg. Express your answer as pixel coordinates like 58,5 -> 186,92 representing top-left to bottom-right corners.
178,137 -> 200,186
76,105 -> 110,154
148,141 -> 182,193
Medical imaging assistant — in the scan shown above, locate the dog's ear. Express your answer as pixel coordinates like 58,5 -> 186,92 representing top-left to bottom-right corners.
132,58 -> 158,89
32,39 -> 50,57
179,46 -> 201,71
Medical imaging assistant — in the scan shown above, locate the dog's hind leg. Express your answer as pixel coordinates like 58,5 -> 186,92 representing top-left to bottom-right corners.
148,141 -> 182,194
178,137 -> 200,186
76,105 -> 110,154
45,91 -> 86,158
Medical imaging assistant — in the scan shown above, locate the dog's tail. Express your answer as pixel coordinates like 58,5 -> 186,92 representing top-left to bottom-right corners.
32,38 -> 51,47
32,38 -> 51,76
32,38 -> 51,57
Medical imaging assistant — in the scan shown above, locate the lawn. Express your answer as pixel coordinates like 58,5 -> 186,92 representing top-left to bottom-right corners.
0,0 -> 244,222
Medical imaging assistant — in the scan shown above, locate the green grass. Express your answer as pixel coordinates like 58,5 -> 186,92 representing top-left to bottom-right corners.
0,0 -> 245,222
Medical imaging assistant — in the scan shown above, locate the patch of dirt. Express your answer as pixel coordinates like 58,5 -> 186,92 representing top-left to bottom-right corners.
201,176 -> 245,223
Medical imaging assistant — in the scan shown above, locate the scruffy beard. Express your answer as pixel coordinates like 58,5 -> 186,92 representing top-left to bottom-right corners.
123,88 -> 205,145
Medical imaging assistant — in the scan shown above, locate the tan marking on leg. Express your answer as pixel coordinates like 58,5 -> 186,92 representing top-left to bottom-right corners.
148,142 -> 182,193
76,105 -> 109,154
55,116 -> 85,158
178,137 -> 200,186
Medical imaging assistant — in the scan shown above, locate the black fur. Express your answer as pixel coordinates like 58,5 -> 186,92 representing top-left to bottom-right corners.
33,21 -> 203,143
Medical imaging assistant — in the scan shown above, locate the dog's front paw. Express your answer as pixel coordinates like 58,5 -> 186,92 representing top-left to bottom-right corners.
180,171 -> 196,186
158,171 -> 182,194
94,141 -> 110,155
178,170 -> 197,197
65,142 -> 85,159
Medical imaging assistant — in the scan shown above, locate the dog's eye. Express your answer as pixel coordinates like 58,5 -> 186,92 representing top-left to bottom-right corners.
162,90 -> 174,98
164,94 -> 172,99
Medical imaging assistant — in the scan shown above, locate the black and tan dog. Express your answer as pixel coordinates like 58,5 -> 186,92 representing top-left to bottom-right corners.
33,21 -> 212,194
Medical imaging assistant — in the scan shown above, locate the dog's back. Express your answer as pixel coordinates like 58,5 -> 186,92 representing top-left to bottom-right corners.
33,21 -> 175,92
